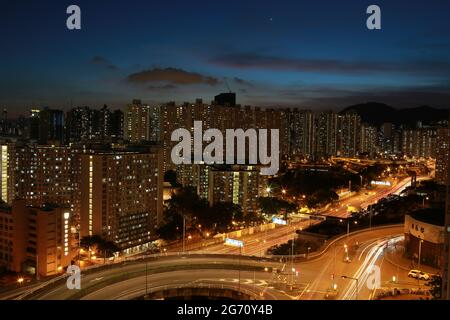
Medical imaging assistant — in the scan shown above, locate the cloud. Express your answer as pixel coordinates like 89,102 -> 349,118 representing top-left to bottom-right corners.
233,77 -> 253,87
91,56 -> 118,70
126,68 -> 219,86
147,84 -> 177,91
211,52 -> 450,76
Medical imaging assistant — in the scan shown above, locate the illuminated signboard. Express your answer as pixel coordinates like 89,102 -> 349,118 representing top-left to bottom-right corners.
371,181 -> 391,186
225,238 -> 244,248
272,217 -> 287,225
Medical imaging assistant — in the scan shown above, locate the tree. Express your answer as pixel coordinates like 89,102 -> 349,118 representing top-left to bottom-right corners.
258,197 -> 297,217
158,186 -> 208,241
97,240 -> 120,263
206,202 -> 243,233
242,211 -> 264,225
80,235 -> 103,250
80,235 -> 119,263
164,170 -> 179,187
307,190 -> 338,209
157,211 -> 184,241
427,275 -> 442,299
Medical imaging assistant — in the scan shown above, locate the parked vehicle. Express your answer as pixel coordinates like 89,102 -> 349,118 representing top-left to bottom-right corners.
408,269 -> 430,281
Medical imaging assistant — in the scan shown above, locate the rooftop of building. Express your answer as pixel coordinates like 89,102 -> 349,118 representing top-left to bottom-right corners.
407,207 -> 445,226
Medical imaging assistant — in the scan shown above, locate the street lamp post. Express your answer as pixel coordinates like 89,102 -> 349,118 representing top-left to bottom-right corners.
239,245 -> 242,292
225,238 -> 244,293
422,197 -> 429,208
291,236 -> 295,286
347,220 -> 350,239
418,239 -> 424,270
182,215 -> 186,253
78,228 -> 81,265
341,275 -> 359,300
145,261 -> 148,296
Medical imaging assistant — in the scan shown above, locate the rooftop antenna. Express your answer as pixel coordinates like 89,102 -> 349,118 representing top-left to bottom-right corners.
224,78 -> 232,93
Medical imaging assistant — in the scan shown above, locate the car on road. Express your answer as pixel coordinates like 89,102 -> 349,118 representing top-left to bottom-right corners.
408,269 -> 430,281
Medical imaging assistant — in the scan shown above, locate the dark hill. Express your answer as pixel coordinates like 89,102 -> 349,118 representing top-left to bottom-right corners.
340,102 -> 449,127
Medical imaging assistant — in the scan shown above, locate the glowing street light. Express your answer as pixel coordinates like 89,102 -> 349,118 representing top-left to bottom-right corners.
341,275 -> 359,300
17,277 -> 24,285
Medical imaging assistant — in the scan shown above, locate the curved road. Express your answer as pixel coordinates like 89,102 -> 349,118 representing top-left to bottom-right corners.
0,225 -> 413,300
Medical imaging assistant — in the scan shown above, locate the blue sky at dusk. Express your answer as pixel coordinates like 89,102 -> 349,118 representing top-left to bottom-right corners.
1,0 -> 450,115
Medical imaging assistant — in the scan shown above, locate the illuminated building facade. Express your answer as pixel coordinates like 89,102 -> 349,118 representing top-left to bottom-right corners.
79,147 -> 163,253
0,200 -> 74,277
124,99 -> 150,143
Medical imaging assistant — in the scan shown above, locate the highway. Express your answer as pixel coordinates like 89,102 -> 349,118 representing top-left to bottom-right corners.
190,220 -> 318,257
0,225 -> 417,300
295,225 -> 427,300
323,176 -> 415,218
4,256 -> 287,300
0,175 -> 429,300
182,175 -> 426,256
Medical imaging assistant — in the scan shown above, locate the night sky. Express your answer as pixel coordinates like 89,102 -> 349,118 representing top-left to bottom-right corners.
1,0 -> 450,116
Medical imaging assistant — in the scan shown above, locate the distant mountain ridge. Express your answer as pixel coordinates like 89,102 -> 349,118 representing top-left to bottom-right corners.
340,102 -> 450,127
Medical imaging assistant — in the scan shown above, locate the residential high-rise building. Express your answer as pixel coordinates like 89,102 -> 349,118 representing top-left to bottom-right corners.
285,109 -> 314,159
36,107 -> 65,144
402,128 -> 437,159
214,92 -> 236,107
0,200 -> 75,277
314,111 -> 338,159
110,109 -> 124,139
124,99 -> 150,143
379,122 -> 403,156
443,145 -> 450,300
360,124 -> 378,158
66,107 -> 97,142
0,143 -> 80,212
29,109 -> 41,141
436,128 -> 450,185
0,109 -> 7,135
207,165 -> 265,215
337,112 -> 361,158
79,146 -> 163,253
66,105 -> 123,142
148,106 -> 161,142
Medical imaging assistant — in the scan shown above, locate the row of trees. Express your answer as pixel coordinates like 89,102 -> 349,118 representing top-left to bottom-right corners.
266,164 -> 387,209
258,197 -> 297,218
157,187 -> 262,241
80,235 -> 120,263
